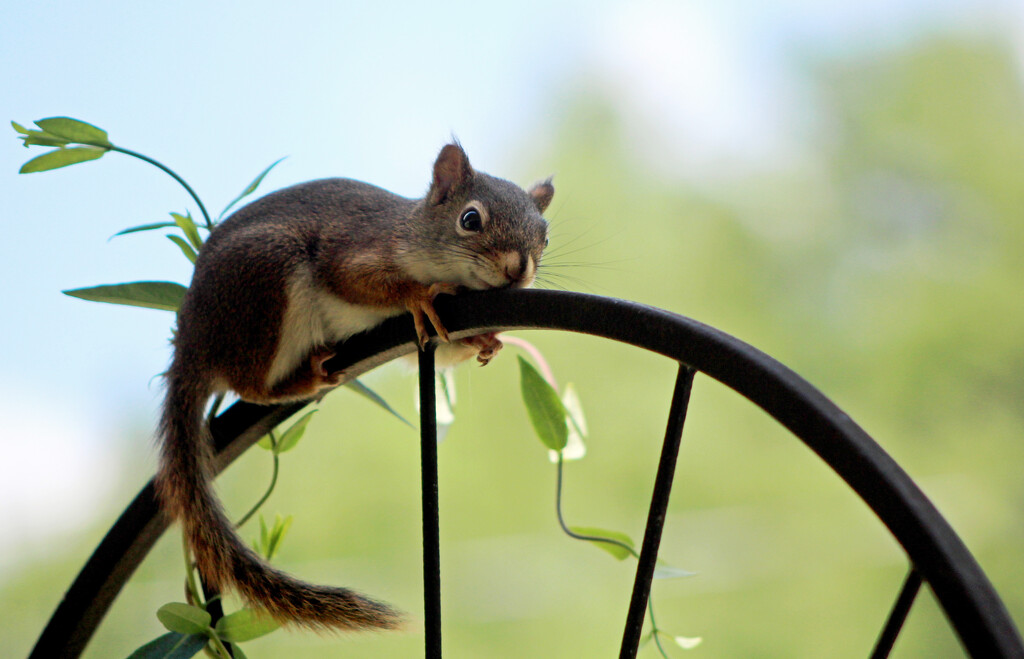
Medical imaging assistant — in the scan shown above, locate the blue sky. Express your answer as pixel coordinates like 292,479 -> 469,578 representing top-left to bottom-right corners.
2,0 -> 1020,574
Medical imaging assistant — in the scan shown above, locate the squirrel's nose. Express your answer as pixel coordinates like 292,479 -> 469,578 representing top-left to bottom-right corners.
502,251 -> 535,288
504,252 -> 525,280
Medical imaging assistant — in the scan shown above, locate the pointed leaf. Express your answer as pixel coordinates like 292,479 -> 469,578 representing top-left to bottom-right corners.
11,121 -> 29,135
346,379 -> 413,428
35,117 -> 111,146
125,632 -> 208,659
167,234 -> 198,264
257,433 -> 274,450
171,212 -> 203,250
434,368 -> 456,441
156,603 -> 213,637
518,356 -> 568,451
549,382 -> 587,462
265,514 -> 293,560
19,146 -> 106,173
569,526 -> 636,560
219,157 -> 286,220
275,410 -> 316,454
22,134 -> 70,147
112,221 -> 180,238
653,562 -> 696,579
259,515 -> 269,554
214,608 -> 281,643
63,281 -> 187,312
562,383 -> 588,439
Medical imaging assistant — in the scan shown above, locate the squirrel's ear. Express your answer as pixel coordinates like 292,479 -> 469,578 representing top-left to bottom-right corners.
528,177 -> 554,213
429,143 -> 474,205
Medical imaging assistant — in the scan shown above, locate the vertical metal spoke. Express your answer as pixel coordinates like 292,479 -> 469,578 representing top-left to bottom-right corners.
419,344 -> 442,659
870,567 -> 923,659
620,364 -> 696,658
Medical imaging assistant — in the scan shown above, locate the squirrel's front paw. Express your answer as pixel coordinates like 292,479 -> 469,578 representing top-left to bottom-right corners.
407,283 -> 459,347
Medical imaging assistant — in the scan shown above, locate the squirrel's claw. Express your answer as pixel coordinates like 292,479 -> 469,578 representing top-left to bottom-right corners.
409,300 -> 450,348
409,283 -> 457,348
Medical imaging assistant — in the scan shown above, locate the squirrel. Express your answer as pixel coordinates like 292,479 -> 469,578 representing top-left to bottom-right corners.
155,142 -> 553,632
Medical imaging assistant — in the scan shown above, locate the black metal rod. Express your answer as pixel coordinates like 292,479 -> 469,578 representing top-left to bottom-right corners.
871,568 -> 923,659
620,364 -> 696,658
419,343 -> 442,659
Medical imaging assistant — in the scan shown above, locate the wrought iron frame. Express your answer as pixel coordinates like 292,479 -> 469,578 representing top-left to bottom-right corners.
30,289 -> 1024,658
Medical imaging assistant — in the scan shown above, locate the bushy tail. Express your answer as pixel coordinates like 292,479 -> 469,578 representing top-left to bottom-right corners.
155,368 -> 400,631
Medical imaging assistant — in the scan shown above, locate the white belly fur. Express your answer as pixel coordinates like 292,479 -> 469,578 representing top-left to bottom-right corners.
265,266 -> 403,388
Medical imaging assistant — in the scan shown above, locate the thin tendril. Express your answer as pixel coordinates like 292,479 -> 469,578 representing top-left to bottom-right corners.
106,145 -> 213,229
235,430 -> 279,528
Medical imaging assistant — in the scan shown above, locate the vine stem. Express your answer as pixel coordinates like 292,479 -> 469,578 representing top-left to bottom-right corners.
235,431 -> 280,528
72,140 -> 214,229
183,535 -> 203,607
106,145 -> 213,229
555,454 -> 675,657
554,452 -> 638,557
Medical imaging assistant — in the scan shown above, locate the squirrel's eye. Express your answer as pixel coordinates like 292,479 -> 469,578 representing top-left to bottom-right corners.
460,209 -> 483,233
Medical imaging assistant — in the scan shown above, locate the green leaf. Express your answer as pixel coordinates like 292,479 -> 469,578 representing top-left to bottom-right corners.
22,134 -> 70,147
167,234 -> 198,263
562,383 -> 587,440
518,356 -> 568,451
219,157 -> 286,220
548,382 -> 588,463
435,367 -> 457,439
347,379 -> 413,428
257,433 -> 274,450
171,212 -> 203,250
35,116 -> 111,146
63,281 -> 187,312
214,608 -> 281,643
259,515 -> 269,554
275,410 -> 316,454
111,221 -> 180,238
13,121 -> 72,147
19,146 -> 106,173
653,562 -> 696,579
156,603 -> 213,637
569,526 -> 636,560
125,632 -> 208,659
265,514 -> 293,560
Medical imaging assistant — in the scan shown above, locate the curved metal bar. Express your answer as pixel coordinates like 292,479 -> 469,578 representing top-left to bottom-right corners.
30,400 -> 305,659
32,289 -> 1024,658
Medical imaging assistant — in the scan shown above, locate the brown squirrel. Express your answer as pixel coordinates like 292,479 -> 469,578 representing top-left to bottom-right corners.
156,143 -> 553,632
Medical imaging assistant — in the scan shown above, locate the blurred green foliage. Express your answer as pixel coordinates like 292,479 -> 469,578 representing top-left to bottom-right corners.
5,33 -> 1023,657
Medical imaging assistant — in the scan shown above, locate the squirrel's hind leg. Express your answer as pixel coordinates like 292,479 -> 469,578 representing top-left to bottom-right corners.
239,347 -> 343,403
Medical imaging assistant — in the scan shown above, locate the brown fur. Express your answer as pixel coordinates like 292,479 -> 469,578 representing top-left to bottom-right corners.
156,143 -> 552,631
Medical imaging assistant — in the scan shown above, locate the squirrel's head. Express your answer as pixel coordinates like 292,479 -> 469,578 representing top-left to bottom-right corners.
405,142 -> 552,290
